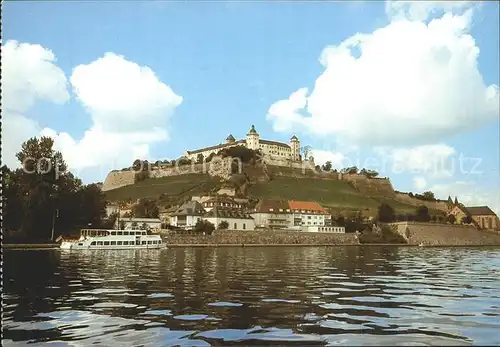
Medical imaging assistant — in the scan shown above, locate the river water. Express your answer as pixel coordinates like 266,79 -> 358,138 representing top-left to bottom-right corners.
3,246 -> 500,346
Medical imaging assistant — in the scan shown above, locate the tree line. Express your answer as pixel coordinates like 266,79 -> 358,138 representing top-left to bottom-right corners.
3,137 -> 111,243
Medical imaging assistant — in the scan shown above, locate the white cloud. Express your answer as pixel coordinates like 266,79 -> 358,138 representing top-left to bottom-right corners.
267,4 -> 498,147
47,53 -> 183,175
385,1 -> 476,22
413,176 -> 428,190
310,149 -> 346,168
376,144 -> 456,178
1,40 -> 70,168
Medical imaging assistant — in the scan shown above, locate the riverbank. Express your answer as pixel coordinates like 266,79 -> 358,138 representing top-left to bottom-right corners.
3,243 -> 60,250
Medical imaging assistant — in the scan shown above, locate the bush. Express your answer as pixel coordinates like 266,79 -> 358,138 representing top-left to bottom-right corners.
194,220 -> 215,235
218,220 -> 229,230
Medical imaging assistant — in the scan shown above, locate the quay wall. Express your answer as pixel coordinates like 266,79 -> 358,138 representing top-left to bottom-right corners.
392,222 -> 500,246
160,230 -> 359,246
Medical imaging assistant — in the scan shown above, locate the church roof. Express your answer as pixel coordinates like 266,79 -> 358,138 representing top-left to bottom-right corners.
466,206 -> 497,216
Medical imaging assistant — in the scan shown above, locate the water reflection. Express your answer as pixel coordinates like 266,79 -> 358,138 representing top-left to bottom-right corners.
3,246 -> 500,346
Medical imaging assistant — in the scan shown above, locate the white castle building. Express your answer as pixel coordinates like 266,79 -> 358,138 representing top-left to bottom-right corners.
184,125 -> 301,163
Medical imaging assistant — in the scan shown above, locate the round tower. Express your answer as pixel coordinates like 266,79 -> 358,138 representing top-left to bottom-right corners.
290,135 -> 300,161
246,125 -> 260,150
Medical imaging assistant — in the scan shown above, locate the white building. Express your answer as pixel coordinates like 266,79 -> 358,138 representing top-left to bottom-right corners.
301,226 -> 345,233
288,200 -> 331,227
251,200 -> 294,229
115,217 -> 162,230
184,125 -> 301,163
170,201 -> 206,229
203,207 -> 255,231
106,204 -> 119,217
201,196 -> 242,212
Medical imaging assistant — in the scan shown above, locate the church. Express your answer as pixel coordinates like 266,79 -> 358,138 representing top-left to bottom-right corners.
184,125 -> 301,163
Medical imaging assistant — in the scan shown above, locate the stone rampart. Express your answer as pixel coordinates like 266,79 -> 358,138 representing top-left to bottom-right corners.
393,193 -> 448,212
391,221 -> 500,246
160,230 -> 359,245
102,171 -> 136,191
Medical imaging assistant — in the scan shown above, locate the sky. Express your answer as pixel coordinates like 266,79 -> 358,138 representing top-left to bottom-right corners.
2,1 -> 499,213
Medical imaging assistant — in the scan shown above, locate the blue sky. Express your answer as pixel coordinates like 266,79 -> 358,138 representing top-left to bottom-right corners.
3,1 -> 499,211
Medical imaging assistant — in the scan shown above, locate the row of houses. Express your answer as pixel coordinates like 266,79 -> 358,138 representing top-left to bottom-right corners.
110,196 -> 345,233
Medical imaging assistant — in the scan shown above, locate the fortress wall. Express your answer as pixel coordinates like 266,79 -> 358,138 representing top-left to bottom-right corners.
342,174 -> 395,196
392,221 -> 500,246
394,193 -> 448,212
102,171 -> 136,191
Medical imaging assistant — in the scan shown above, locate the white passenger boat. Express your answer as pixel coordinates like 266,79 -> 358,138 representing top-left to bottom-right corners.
60,229 -> 165,250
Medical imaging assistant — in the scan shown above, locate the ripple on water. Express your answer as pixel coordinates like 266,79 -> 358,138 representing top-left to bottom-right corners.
207,301 -> 243,307
3,246 -> 500,346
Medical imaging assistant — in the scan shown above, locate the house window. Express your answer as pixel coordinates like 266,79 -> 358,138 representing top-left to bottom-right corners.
243,223 -> 246,230
234,223 -> 237,229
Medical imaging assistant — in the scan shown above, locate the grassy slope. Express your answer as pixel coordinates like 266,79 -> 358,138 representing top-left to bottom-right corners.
248,176 -> 432,215
104,174 -> 222,202
104,170 -> 438,216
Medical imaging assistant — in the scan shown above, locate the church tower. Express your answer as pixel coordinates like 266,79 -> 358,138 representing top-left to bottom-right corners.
246,125 -> 260,150
290,135 -> 300,161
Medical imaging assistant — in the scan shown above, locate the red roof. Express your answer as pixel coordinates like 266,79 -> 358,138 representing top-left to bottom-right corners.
288,200 -> 328,214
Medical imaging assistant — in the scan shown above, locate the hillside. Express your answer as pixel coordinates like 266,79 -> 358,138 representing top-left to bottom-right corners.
104,173 -> 222,203
103,165 -> 444,217
247,176 -> 436,216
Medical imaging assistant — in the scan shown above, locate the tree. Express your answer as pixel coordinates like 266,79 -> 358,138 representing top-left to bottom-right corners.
132,198 -> 159,218
301,145 -> 313,160
218,220 -> 229,229
194,220 -> 215,235
378,203 -> 395,223
141,222 -> 149,230
119,220 -> 126,230
321,161 -> 332,172
447,214 -> 456,224
415,205 -> 430,222
335,215 -> 345,227
132,159 -> 142,171
422,191 -> 435,200
131,221 -> 138,229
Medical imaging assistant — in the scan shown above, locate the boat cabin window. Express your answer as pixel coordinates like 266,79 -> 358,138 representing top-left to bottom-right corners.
117,241 -> 123,245
111,231 -> 116,235
91,241 -> 96,245
123,231 -> 129,235
97,241 -> 103,245
158,240 -> 162,244
136,231 -> 142,235
142,241 -> 147,245
111,241 -> 116,245
78,243 -> 83,246
104,241 -> 110,245
148,241 -> 152,245
117,231 -> 123,235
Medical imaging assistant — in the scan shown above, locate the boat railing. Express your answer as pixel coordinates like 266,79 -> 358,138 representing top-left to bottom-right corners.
80,228 -> 112,238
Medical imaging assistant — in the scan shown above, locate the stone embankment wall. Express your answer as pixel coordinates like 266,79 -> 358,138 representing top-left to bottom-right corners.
160,230 -> 359,245
392,221 -> 500,246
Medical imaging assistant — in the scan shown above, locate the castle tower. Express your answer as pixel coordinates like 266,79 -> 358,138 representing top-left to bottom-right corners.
226,134 -> 236,144
246,125 -> 260,150
290,135 -> 300,161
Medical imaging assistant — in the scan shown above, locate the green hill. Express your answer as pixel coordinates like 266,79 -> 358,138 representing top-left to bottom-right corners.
104,173 -> 222,203
104,167 -> 443,217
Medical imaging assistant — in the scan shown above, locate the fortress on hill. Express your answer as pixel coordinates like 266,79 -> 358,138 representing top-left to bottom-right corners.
184,125 -> 302,163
